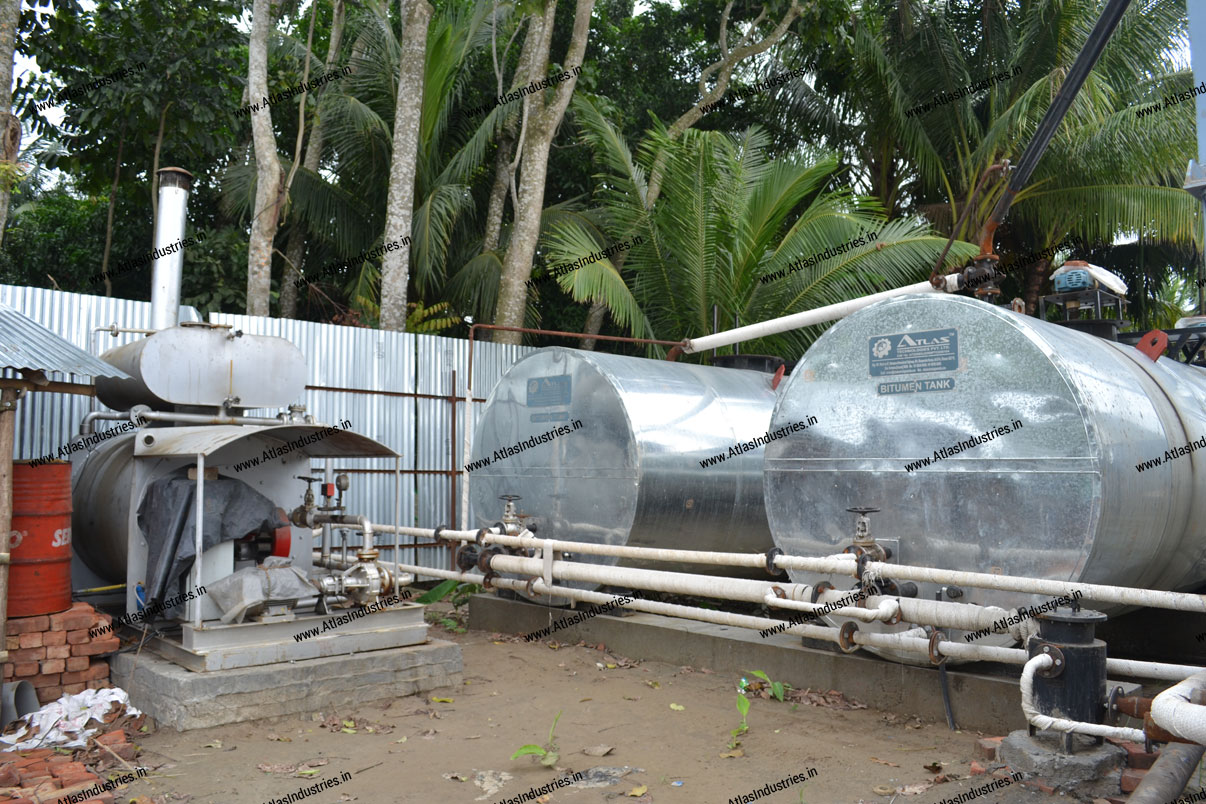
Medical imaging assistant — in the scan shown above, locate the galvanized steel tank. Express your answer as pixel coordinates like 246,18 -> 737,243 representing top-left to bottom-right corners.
765,294 -> 1206,660
469,347 -> 778,602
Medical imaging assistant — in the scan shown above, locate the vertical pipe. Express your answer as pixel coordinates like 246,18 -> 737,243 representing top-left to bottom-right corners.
0,388 -> 17,665
150,168 -> 194,331
321,458 -> 332,562
461,394 -> 472,532
191,452 -> 204,629
393,455 -> 401,600
450,369 -> 457,530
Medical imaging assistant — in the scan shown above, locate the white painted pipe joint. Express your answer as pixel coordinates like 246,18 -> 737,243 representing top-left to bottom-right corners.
1150,671 -> 1206,745
1020,654 -> 1146,742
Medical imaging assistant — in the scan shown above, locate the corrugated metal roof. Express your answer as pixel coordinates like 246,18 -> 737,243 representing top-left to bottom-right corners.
0,301 -> 130,379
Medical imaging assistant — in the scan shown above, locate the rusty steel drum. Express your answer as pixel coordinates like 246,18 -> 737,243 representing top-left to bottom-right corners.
10,462 -> 73,617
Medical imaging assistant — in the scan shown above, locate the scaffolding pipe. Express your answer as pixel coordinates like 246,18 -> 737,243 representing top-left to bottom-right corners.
1020,654 -> 1147,742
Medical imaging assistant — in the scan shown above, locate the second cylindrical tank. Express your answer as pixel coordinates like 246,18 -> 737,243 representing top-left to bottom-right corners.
468,347 -> 779,602
765,293 -> 1206,660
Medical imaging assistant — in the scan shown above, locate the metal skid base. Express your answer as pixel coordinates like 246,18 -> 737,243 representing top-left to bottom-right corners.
146,603 -> 428,672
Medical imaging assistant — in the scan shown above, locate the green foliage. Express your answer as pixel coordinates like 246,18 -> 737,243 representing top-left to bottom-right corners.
729,692 -> 750,749
510,710 -> 562,767
417,579 -> 480,633
748,669 -> 787,702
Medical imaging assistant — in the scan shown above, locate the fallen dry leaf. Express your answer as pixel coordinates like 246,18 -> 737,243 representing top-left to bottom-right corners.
923,762 -> 943,773
898,781 -> 934,795
872,785 -> 896,796
719,749 -> 744,758
257,763 -> 297,774
266,733 -> 292,742
419,729 -> 438,739
869,757 -> 900,767
626,784 -> 648,797
583,745 -> 613,757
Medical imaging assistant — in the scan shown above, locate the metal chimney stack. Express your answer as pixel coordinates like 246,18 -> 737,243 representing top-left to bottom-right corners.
150,167 -> 194,331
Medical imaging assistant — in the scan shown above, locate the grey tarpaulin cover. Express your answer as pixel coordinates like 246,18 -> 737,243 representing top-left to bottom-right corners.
206,556 -> 317,623
136,475 -> 289,616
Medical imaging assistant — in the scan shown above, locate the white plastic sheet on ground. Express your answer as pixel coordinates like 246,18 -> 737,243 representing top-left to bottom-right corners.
0,687 -> 141,751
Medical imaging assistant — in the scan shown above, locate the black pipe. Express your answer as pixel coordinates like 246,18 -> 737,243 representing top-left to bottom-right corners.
1127,743 -> 1206,804
976,0 -> 1133,251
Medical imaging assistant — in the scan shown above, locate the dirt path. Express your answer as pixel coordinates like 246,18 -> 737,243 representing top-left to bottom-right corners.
123,624 -> 1076,804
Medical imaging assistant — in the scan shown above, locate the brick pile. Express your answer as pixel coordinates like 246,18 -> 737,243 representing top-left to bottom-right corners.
0,728 -> 141,803
974,734 -> 1159,802
3,603 -> 116,704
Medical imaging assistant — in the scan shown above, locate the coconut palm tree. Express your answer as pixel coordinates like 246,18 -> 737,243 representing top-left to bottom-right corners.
769,0 -> 1199,314
541,95 -> 979,359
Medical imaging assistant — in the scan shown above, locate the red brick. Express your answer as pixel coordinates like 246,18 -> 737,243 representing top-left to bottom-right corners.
17,632 -> 41,649
30,672 -> 59,688
45,755 -> 72,767
85,680 -> 109,690
86,662 -> 108,680
15,749 -> 55,761
109,743 -> 136,761
60,682 -> 85,695
95,730 -> 126,746
48,762 -> 86,779
1120,768 -> 1148,793
40,659 -> 65,675
10,647 -> 45,663
56,771 -> 99,787
15,760 -> 48,775
6,635 -> 20,650
71,638 -> 118,657
13,662 -> 37,676
969,760 -> 987,776
42,630 -> 66,647
973,736 -> 1003,761
6,616 -> 49,635
7,798 -> 34,804
0,764 -> 18,786
45,645 -> 70,659
1116,740 -> 1159,769
49,612 -> 95,632
65,656 -> 89,672
35,685 -> 62,703
66,630 -> 90,645
18,773 -> 52,786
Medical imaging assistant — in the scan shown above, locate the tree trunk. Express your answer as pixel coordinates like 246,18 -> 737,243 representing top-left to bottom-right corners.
580,299 -> 608,350
246,0 -> 284,316
99,128 -> 125,298
0,0 -> 20,248
481,132 -> 514,253
379,0 -> 432,331
281,0 -> 345,319
491,0 -> 594,344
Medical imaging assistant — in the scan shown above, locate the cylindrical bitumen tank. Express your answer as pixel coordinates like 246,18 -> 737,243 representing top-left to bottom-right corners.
469,347 -> 778,603
765,293 -> 1206,662
70,434 -> 137,583
11,462 -> 74,616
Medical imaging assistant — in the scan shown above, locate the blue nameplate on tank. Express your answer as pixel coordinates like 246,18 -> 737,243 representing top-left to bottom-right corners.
877,378 -> 955,395
869,328 -> 958,376
526,375 -> 571,407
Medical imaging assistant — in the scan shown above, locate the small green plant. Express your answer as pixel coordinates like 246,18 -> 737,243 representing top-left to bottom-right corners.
747,669 -> 788,702
729,694 -> 750,749
417,579 -> 481,633
511,710 -> 563,767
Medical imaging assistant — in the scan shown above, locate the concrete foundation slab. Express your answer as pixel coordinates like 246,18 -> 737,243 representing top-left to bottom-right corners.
469,593 -> 1029,732
998,730 -> 1125,800
112,640 -> 462,731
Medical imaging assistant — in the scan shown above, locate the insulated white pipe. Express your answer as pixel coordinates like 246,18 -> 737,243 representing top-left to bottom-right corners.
1020,654 -> 1147,742
681,278 -> 955,355
369,524 -> 1206,616
861,561 -> 1206,614
364,554 -> 1204,681
1150,671 -> 1206,745
764,590 -> 900,623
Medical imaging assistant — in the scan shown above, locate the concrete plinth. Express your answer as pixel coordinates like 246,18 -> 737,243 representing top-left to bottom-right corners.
111,640 -> 462,731
998,730 -> 1125,799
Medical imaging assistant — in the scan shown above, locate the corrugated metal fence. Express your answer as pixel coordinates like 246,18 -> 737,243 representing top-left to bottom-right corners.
3,285 -> 534,574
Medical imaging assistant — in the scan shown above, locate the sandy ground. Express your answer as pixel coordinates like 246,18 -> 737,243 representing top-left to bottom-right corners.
119,608 -> 1096,804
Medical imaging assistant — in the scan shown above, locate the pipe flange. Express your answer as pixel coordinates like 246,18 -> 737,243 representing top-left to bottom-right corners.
481,570 -> 499,590
433,525 -> 447,542
476,528 -> 488,545
1107,685 -> 1124,724
491,521 -> 506,536
842,545 -> 866,558
769,585 -> 788,600
885,606 -> 903,626
1035,644 -> 1066,678
928,630 -> 948,666
810,581 -> 834,604
525,577 -> 539,598
477,545 -> 505,573
453,544 -> 479,572
855,553 -> 872,580
838,621 -> 859,654
765,547 -> 786,577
